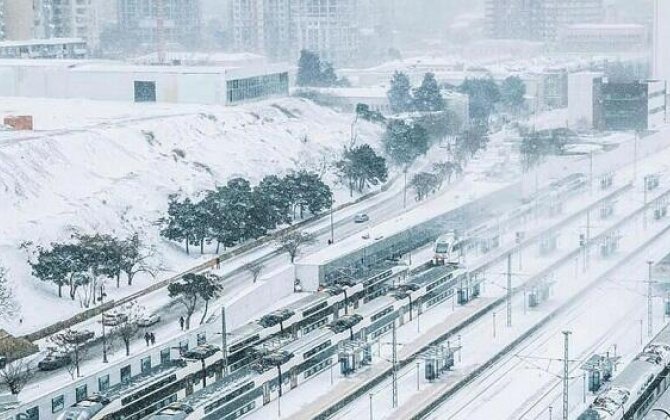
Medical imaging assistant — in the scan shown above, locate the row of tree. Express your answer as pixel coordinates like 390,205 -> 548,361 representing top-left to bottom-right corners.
30,234 -> 152,302
387,72 -> 446,114
519,128 -> 572,170
159,171 -> 333,254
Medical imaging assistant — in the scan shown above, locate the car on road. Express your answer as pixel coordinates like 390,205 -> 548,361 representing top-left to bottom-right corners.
38,350 -> 71,371
102,312 -> 128,327
59,329 -> 95,343
354,213 -> 370,223
137,314 -> 161,328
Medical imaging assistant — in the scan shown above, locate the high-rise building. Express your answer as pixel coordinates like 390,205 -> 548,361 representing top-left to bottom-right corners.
653,0 -> 670,84
291,0 -> 359,66
0,0 -> 5,40
232,0 -> 359,65
485,0 -> 604,42
231,0 -> 291,61
117,0 -> 202,50
2,0 -> 34,40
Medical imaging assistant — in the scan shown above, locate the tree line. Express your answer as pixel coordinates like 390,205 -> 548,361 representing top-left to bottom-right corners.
29,234 -> 153,303
159,171 -> 332,254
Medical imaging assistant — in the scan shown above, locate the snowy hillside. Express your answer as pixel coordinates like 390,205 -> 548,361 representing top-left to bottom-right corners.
0,97 -> 384,334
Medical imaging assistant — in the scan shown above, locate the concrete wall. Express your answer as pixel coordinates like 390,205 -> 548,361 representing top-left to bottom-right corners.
225,265 -> 295,330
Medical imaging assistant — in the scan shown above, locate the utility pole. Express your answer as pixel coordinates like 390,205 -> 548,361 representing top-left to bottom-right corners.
562,331 -> 571,420
392,321 -> 398,408
330,200 -> 335,244
507,253 -> 512,327
644,176 -> 649,229
221,306 -> 228,375
102,314 -> 108,363
648,260 -> 654,338
403,168 -> 408,209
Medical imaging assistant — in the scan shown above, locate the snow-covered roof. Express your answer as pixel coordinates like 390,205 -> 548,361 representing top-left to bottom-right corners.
0,38 -> 86,47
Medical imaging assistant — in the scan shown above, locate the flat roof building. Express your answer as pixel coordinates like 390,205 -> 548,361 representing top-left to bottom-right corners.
0,60 -> 289,105
0,38 -> 87,59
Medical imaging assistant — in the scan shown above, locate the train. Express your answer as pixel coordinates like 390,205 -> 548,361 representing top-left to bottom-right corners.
577,325 -> 670,420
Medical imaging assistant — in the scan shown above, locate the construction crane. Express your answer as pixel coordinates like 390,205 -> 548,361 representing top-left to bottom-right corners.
156,0 -> 165,64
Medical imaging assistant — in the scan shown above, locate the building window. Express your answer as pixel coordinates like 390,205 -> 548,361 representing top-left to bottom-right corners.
120,365 -> 132,384
134,81 -> 156,102
141,356 -> 152,374
197,333 -> 206,346
160,348 -> 171,365
24,406 -> 39,420
98,375 -> 110,393
75,384 -> 88,403
51,395 -> 65,413
179,340 -> 189,353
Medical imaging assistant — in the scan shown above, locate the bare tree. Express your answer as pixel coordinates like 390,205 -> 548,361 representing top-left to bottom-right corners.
277,231 -> 317,263
0,359 -> 33,395
0,266 -> 20,321
50,330 -> 91,379
112,302 -> 144,356
244,261 -> 265,283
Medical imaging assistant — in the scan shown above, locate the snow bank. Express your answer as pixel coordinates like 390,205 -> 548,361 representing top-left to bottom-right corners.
0,96 -> 383,335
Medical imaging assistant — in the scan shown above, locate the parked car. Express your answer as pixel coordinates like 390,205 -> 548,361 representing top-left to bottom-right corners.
38,350 -> 71,371
137,314 -> 161,328
0,356 -> 6,369
102,313 -> 128,327
153,402 -> 194,419
182,344 -> 219,360
56,394 -> 110,420
354,213 -> 370,223
60,329 -> 95,343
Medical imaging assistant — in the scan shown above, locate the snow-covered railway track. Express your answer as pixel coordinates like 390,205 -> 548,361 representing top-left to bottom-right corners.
409,211 -> 670,419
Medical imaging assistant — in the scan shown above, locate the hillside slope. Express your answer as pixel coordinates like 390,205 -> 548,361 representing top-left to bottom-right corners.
0,97 -> 384,334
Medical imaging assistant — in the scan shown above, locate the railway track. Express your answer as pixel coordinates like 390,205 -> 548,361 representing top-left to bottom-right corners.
305,184 -> 670,420
408,201 -> 670,419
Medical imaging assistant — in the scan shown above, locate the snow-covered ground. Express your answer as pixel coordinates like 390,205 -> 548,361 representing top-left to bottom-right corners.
0,96 -> 384,334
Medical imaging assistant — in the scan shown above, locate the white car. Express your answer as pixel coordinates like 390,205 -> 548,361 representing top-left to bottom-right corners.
137,314 -> 161,328
354,213 -> 370,223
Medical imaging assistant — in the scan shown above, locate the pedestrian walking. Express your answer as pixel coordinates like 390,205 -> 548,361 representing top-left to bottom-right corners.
179,316 -> 185,330
215,257 -> 221,269
144,332 -> 150,346
150,332 -> 156,345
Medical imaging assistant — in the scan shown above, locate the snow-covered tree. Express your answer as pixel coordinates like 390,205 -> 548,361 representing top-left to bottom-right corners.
111,302 -> 144,356
277,231 -> 317,263
411,172 -> 441,201
336,144 -> 388,195
413,73 -> 445,112
382,119 -> 429,165
387,71 -> 414,114
0,266 -> 19,320
0,359 -> 33,395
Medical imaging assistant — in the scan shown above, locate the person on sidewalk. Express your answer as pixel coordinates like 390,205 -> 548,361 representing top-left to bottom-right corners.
179,316 -> 185,330
150,332 -> 156,345
144,332 -> 150,346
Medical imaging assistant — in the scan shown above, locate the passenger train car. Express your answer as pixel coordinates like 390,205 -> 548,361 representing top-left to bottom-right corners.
578,325 -> 670,420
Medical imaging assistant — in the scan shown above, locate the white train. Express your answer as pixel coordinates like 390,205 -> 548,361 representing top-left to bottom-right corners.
433,231 -> 462,266
578,326 -> 670,420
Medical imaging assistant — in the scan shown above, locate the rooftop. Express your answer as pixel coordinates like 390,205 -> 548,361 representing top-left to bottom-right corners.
0,38 -> 86,48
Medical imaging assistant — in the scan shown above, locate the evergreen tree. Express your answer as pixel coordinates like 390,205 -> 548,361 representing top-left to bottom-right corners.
500,76 -> 526,112
410,172 -> 441,201
459,77 -> 501,123
413,73 -> 445,112
159,195 -> 194,254
253,175 -> 292,230
387,71 -> 414,113
321,62 -> 339,87
285,171 -> 333,217
336,144 -> 388,194
382,119 -> 429,165
296,50 -> 323,87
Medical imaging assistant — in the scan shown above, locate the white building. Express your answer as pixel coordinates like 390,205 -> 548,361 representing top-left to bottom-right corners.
653,0 -> 670,85
559,24 -> 647,53
0,38 -> 87,59
568,71 -> 601,130
0,60 -> 289,105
